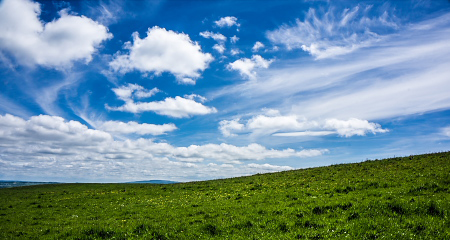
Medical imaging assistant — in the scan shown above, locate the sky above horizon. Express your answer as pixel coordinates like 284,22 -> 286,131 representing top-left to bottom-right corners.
0,0 -> 450,182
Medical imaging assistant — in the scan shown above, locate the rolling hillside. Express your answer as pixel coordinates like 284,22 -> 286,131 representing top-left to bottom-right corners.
0,152 -> 449,239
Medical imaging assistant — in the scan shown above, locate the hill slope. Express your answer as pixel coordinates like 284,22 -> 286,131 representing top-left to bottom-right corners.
0,152 -> 449,239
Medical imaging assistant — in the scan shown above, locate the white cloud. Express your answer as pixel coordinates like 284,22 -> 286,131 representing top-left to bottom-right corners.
215,16 -> 240,28
107,96 -> 217,118
219,119 -> 245,137
204,162 -> 299,178
0,113 -> 26,127
219,112 -> 387,137
230,35 -> 239,43
89,0 -> 126,25
266,6 -> 398,59
216,12 -> 450,123
0,0 -> 112,68
291,55 -> 450,120
273,131 -> 335,137
107,84 -> 216,118
109,26 -> 213,84
98,120 -> 177,136
199,31 -> 227,54
0,114 -> 325,181
171,143 -> 325,162
227,55 -> 273,80
246,114 -> 317,135
199,31 -> 226,42
213,44 -> 226,54
262,108 -> 281,116
112,84 -> 160,101
177,77 -> 196,85
230,49 -> 242,56
0,94 -> 32,118
324,118 -> 388,137
247,163 -> 293,171
0,114 -> 112,145
441,126 -> 450,137
183,94 -> 207,103
252,41 -> 265,52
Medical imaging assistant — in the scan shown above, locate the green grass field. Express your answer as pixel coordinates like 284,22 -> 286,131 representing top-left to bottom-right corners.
1,152 -> 449,239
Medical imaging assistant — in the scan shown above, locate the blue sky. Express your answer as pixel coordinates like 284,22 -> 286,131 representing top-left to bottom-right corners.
0,0 -> 449,182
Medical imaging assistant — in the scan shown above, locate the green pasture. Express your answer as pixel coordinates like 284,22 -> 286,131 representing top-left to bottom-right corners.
1,152 -> 449,239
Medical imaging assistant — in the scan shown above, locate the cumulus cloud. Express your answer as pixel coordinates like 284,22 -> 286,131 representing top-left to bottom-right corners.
183,94 -> 207,103
227,55 -> 273,80
273,131 -> 335,137
0,114 -> 325,181
171,143 -> 325,162
213,44 -> 226,54
199,31 -> 226,42
266,5 -> 398,59
109,26 -> 213,84
215,16 -> 240,28
0,114 -> 112,145
219,111 -> 388,137
230,35 -> 239,43
219,119 -> 245,137
98,120 -> 177,136
252,41 -> 265,52
324,118 -> 388,137
106,84 -> 216,118
199,31 -> 226,54
107,96 -> 217,118
230,49 -> 242,56
112,84 -> 160,101
204,162 -> 299,179
0,0 -> 112,68
177,77 -> 197,85
247,163 -> 293,171
247,114 -> 315,132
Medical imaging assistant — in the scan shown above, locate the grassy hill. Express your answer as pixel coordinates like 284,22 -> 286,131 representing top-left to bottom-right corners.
0,152 -> 449,239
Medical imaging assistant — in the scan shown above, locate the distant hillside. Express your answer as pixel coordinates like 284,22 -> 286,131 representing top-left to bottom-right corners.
0,152 -> 448,239
127,180 -> 179,184
0,180 -> 60,189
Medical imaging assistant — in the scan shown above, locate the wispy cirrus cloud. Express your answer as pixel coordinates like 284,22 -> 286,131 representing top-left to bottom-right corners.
266,5 -> 399,59
216,12 -> 450,124
87,0 -> 128,25
0,94 -> 32,118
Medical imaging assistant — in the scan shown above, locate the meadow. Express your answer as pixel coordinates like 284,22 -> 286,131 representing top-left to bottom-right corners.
0,152 -> 449,239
